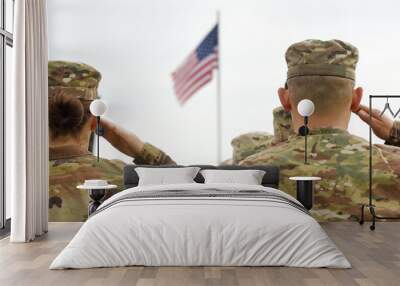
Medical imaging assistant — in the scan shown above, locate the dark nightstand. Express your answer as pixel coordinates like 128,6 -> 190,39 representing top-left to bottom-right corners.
289,176 -> 321,210
77,182 -> 117,216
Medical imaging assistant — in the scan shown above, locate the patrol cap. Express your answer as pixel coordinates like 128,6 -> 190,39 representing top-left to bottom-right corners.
48,61 -> 102,100
286,39 -> 358,81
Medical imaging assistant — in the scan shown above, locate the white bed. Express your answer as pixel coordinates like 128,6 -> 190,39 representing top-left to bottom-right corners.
50,183 -> 350,269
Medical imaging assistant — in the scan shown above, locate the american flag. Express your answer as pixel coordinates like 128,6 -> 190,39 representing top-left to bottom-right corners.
172,24 -> 218,105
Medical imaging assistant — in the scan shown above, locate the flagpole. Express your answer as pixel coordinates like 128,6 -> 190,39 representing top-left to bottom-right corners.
216,11 -> 222,164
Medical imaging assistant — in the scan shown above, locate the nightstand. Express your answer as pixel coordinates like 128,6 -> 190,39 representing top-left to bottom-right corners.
77,181 -> 117,216
289,177 -> 321,210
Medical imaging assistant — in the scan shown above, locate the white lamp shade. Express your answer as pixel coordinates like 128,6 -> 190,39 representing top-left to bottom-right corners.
297,99 -> 315,117
90,99 -> 107,116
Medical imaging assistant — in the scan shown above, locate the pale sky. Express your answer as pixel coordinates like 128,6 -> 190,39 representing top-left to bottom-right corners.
47,0 -> 400,165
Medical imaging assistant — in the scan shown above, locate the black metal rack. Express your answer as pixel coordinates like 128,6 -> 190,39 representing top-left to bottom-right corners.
359,95 -> 400,230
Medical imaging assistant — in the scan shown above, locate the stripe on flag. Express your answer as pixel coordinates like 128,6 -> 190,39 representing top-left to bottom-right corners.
171,24 -> 218,104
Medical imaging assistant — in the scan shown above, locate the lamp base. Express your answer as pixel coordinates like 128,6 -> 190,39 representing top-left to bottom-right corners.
95,116 -> 103,162
95,116 -> 105,136
95,128 -> 104,136
88,189 -> 107,216
298,125 -> 309,136
296,180 -> 314,210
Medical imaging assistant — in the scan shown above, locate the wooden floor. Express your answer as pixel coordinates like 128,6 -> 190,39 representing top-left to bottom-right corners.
0,222 -> 399,286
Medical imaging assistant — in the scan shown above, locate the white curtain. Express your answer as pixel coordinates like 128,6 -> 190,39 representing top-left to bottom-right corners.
10,0 -> 49,242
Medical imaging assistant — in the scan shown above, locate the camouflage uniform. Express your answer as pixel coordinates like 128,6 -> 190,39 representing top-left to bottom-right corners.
285,39 -> 358,81
133,142 -> 176,165
48,61 -> 174,222
49,146 -> 125,222
231,107 -> 292,164
233,40 -> 400,221
272,106 -> 293,143
48,61 -> 102,100
239,129 -> 400,221
231,132 -> 273,164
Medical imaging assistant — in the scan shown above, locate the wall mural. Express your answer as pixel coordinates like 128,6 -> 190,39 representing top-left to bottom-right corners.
48,39 -> 400,223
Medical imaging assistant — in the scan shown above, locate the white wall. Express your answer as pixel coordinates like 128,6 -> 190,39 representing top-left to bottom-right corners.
47,0 -> 400,165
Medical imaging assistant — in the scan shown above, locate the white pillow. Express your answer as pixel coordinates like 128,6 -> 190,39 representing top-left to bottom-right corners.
200,169 -> 266,185
136,167 -> 200,186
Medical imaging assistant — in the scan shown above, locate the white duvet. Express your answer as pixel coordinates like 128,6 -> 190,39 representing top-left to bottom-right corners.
50,183 -> 350,269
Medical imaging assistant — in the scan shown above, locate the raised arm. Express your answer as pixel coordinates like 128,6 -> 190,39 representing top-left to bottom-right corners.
355,105 -> 400,147
99,118 -> 177,165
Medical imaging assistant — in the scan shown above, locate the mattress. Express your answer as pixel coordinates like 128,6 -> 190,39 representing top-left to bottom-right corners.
50,183 -> 350,269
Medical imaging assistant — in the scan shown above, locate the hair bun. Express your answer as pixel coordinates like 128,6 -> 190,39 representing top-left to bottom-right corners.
49,90 -> 84,135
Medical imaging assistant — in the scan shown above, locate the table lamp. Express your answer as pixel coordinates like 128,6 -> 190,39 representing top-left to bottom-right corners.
297,99 -> 315,164
89,99 -> 107,162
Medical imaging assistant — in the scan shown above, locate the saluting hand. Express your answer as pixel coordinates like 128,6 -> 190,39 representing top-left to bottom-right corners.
355,105 -> 394,141
91,117 -> 145,158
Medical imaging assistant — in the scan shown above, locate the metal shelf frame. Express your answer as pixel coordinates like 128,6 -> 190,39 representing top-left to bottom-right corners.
359,95 -> 400,230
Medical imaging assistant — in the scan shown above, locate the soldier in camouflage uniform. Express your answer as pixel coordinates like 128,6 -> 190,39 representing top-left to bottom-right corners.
49,61 -> 175,222
231,107 -> 293,164
235,40 -> 400,221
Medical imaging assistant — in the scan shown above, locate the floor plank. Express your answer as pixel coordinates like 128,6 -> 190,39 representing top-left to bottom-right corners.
0,222 -> 399,286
